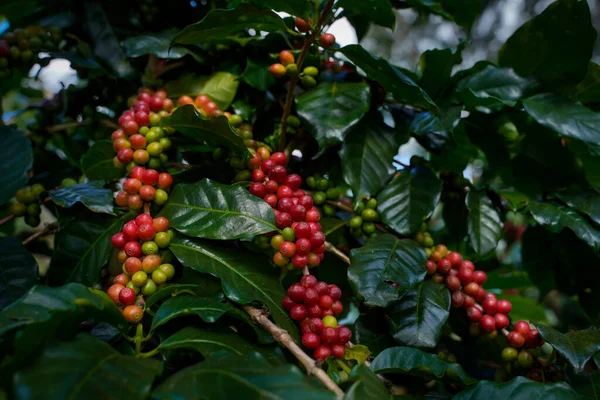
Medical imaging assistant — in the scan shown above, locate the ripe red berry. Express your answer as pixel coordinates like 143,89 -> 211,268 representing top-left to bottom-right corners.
524,329 -> 543,348
264,180 -> 278,194
461,260 -> 475,271
269,63 -> 286,78
301,274 -> 317,288
463,282 -> 480,296
152,216 -> 169,232
305,208 -> 321,223
119,287 -> 136,306
437,258 -> 452,274
314,345 -> 332,360
111,233 -> 127,248
249,182 -> 266,198
308,232 -> 325,249
321,327 -> 338,344
446,275 -> 461,292
302,287 -> 319,307
331,344 -> 345,358
482,297 -> 498,315
319,295 -> 333,310
288,283 -> 305,302
290,304 -> 308,321
122,221 -> 138,241
296,17 -> 310,32
282,296 -> 295,310
289,205 -> 306,221
497,299 -> 512,314
328,285 -> 342,301
446,251 -> 462,267
140,169 -> 158,186
472,270 -> 487,285
124,257 -> 142,275
451,291 -> 465,308
149,96 -> 164,112
463,294 -> 475,308
261,158 -> 276,173
302,332 -> 321,349
307,222 -> 321,233
513,320 -> 531,335
204,102 -> 218,114
507,331 -> 525,348
277,185 -> 293,199
331,300 -> 343,315
337,326 -> 352,344
285,174 -> 302,190
130,134 -> 147,150
133,215 -> 151,227
158,173 -> 173,189
315,282 -> 329,296
271,152 -> 287,165
293,190 -> 305,198
138,223 -> 156,241
134,111 -> 150,126
294,222 -> 311,239
134,101 -> 150,113
122,120 -> 139,136
295,238 -> 311,256
279,241 -> 296,258
117,148 -> 134,164
268,165 -> 287,183
319,33 -> 336,48
292,254 -> 308,268
466,306 -> 483,322
139,185 -> 156,201
457,267 -> 474,285
275,212 -> 293,229
495,313 -> 509,329
479,315 -> 496,333
425,260 -> 437,274
123,178 -> 142,195
307,304 -> 323,317
124,241 -> 142,257
308,317 -> 324,334
263,194 -> 278,208
251,169 -> 265,182
130,166 -> 145,181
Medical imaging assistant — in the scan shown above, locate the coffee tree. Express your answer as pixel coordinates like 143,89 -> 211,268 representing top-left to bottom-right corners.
1,0 -> 599,398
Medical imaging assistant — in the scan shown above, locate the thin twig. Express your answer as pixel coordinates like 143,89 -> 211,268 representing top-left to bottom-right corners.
326,200 -> 353,213
169,162 -> 192,169
325,242 -> 350,265
22,222 -> 58,245
143,202 -> 151,215
0,214 -> 15,226
278,0 -> 336,151
46,120 -> 92,133
243,305 -> 344,397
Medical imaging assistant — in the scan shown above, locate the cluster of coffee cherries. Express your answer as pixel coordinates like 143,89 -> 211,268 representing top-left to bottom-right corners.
349,198 -> 379,238
425,245 -> 544,368
282,274 -> 351,360
0,26 -> 62,78
108,214 -> 175,323
294,17 -> 336,50
247,148 -> 326,270
9,184 -> 46,227
305,174 -> 341,217
269,50 -> 320,88
414,224 -> 434,254
114,166 -> 173,210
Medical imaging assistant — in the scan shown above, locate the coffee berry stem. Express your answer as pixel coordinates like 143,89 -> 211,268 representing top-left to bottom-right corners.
22,222 -> 58,245
325,242 -> 350,265
0,214 -> 15,226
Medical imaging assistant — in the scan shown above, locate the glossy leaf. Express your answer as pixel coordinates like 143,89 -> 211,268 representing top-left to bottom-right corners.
0,237 -> 38,310
152,352 -> 335,400
555,191 -> 600,226
370,346 -> 476,386
377,167 -> 442,236
529,200 -> 600,253
122,30 -> 195,59
500,190 -> 530,211
454,376 -> 578,400
13,334 -> 162,400
410,107 -> 462,151
385,280 -> 450,349
49,181 -> 115,215
295,82 -> 370,151
345,365 -> 391,400
498,0 -> 595,85
456,65 -> 538,109
340,113 -> 401,202
172,5 -> 287,45
48,215 -> 127,286
159,105 -> 248,161
160,178 -> 276,240
197,72 -> 240,111
242,57 -> 275,91
0,126 -> 33,206
353,312 -> 397,357
537,325 -> 600,374
569,371 -> 600,400
565,62 -> 600,103
348,235 -> 427,308
81,140 -> 123,181
420,43 -> 465,100
466,190 -> 503,255
338,0 -> 395,29
344,344 -> 371,364
339,44 -> 438,113
169,236 -> 299,341
229,0 -> 311,19
145,283 -> 218,308
523,93 -> 600,145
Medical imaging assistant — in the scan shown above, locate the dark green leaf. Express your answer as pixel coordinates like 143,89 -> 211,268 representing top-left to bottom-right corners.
242,57 -> 275,91
122,30 -> 197,60
339,0 -> 396,29
403,0 -> 452,21
523,93 -> 600,145
454,376 -> 578,400
569,370 -> 600,400
339,45 -> 438,113
410,107 -> 462,151
48,215 -> 127,286
456,65 -> 538,110
0,237 -> 38,310
537,325 -> 600,374
49,181 -> 114,215
145,283 -> 220,308
353,312 -> 397,357
555,191 -> 600,226
230,0 -> 311,19
81,140 -> 123,181
496,294 -> 547,324
163,72 -> 239,109
349,235 -> 427,308
385,280 -> 450,349
377,167 -> 442,236
484,271 -> 534,290
172,4 -> 287,45
420,43 -> 465,100
160,178 -> 276,240
521,227 -> 559,297
169,236 -> 299,341
564,62 -> 600,103
529,200 -> 600,253
296,82 -> 370,152
466,190 -> 503,255
498,0 -> 596,85
13,334 -> 161,400
0,126 -> 33,206
152,352 -> 335,400
340,113 -> 401,202
567,141 -> 600,189
370,346 -> 476,386
345,365 -> 391,400
499,190 -> 530,211
160,105 -> 248,161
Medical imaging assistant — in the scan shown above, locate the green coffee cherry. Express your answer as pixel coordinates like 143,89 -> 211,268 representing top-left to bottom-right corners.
306,176 -> 316,188
155,232 -> 171,248
501,347 -> 519,362
31,183 -> 45,197
159,137 -> 172,151
126,281 -> 140,294
287,115 -> 301,128
154,189 -> 168,205
152,269 -> 167,285
366,198 -> 377,210
132,271 -> 148,287
25,215 -> 40,227
361,208 -> 378,222
159,249 -> 174,264
159,263 -> 175,280
167,229 -> 176,240
285,63 -> 298,76
9,202 -> 27,217
322,315 -> 337,328
15,187 -> 35,204
300,75 -> 316,88
315,178 -> 329,191
27,203 -> 41,216
141,279 -> 157,296
282,227 -> 295,242
349,216 -> 363,229
303,66 -> 319,77
517,350 -> 533,369
228,114 -> 243,127
363,222 -> 376,235
230,156 -> 245,170
313,191 -> 326,205
323,204 -> 336,216
147,142 -> 163,156
233,170 -> 251,182
142,241 -> 159,255
61,178 -> 78,188
326,188 -> 340,200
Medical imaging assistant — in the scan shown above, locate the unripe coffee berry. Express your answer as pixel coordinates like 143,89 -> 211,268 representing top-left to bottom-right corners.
123,305 -> 144,323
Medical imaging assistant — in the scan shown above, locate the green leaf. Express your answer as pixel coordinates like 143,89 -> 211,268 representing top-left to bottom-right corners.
466,190 -> 503,255
345,365 -> 391,400
344,344 -> 371,364
496,294 -> 547,324
152,352 -> 336,400
377,167 -> 442,236
499,190 -> 530,211
296,82 -> 370,152
523,93 -> 600,145
0,126 -> 33,206
554,191 -> 600,226
49,181 -> 115,215
340,113 -> 402,202
48,215 -> 127,286
172,4 -> 287,45
81,140 -> 123,181
242,57 -> 275,91
521,227 -> 559,297
409,106 -> 462,151
169,236 -> 299,341
567,141 -> 600,189
198,72 -> 240,111
145,283 -> 220,308
454,376 -> 578,400
339,45 -> 438,114
529,200 -> 600,253
348,235 -> 427,308
456,65 -> 538,110
419,43 -> 465,100
160,105 -> 248,162
385,280 -> 450,349
353,312 -> 397,357
230,0 -> 311,19
564,62 -> 600,103
537,325 -> 600,374
569,370 -> 600,400
122,30 -> 197,60
160,178 -> 276,240
338,0 -> 396,29
13,334 -> 162,400
0,237 -> 38,310
498,0 -> 596,85
370,346 -> 476,386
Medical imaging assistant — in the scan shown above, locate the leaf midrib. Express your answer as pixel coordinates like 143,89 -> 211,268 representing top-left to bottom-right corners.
165,202 -> 277,231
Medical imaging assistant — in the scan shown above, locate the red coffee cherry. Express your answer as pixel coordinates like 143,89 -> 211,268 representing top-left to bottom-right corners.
425,260 -> 437,274
295,237 -> 311,255
158,173 -> 173,189
269,63 -> 286,78
497,299 -> 512,314
124,257 -> 142,275
461,260 -> 475,271
287,283 -> 305,302
119,287 -> 136,306
524,329 -> 543,348
314,345 -> 332,360
302,332 -> 321,349
123,305 -> 144,323
290,304 -> 308,321
451,291 -> 465,308
462,294 -> 475,308
107,284 -> 124,305
472,270 -> 487,285
507,331 -> 525,348
457,267 -> 474,285
437,258 -> 452,274
464,282 -> 480,297
249,182 -> 266,198
282,296 -> 295,310
296,17 -> 310,32
319,295 -> 333,310
138,223 -> 156,241
285,174 -> 302,190
482,297 -> 498,315
124,241 -> 142,257
446,275 -> 461,292
301,274 -> 317,288
495,313 -> 509,329
308,317 -> 324,333
294,222 -> 311,238
337,326 -> 352,344
319,33 -> 336,48
466,306 -> 483,322
321,327 -> 338,344
513,320 -> 531,336
479,315 -> 496,333
303,288 -> 319,307
122,221 -> 139,241
331,344 -> 345,358
307,304 -> 323,318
